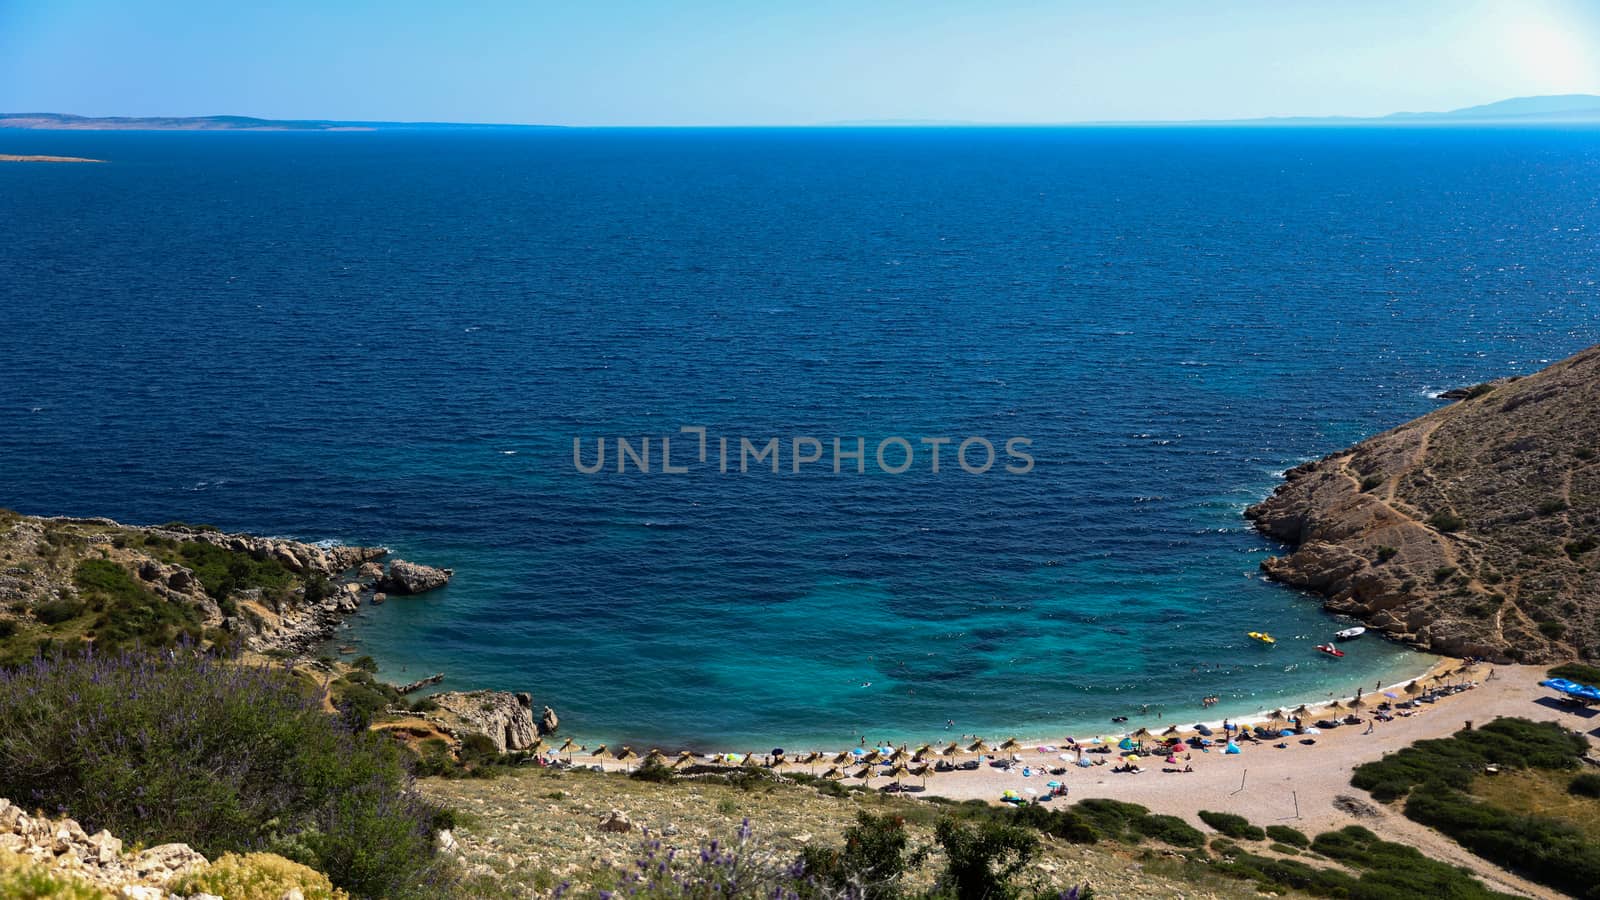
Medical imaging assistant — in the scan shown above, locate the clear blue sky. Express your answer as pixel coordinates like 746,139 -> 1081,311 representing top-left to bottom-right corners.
2,0 -> 1598,125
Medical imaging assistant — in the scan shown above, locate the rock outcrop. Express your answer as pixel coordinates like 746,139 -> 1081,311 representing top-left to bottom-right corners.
1247,344 -> 1600,663
0,513 -> 451,658
378,560 -> 453,595
425,690 -> 546,753
0,797 -> 206,896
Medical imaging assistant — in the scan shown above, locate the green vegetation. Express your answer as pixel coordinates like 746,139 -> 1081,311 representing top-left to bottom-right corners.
1360,474 -> 1384,492
1537,499 -> 1569,516
1264,824 -> 1309,848
1376,545 -> 1398,562
1549,662 -> 1600,684
1404,784 -> 1599,899
1426,510 -> 1466,533
799,812 -> 927,899
168,540 -> 296,604
1350,717 -> 1587,801
932,817 -> 1039,900
1197,810 -> 1265,841
1571,773 -> 1600,798
1349,718 -> 1596,899
0,650 -> 452,898
1462,382 -> 1497,400
72,559 -> 202,651
1306,825 -> 1514,899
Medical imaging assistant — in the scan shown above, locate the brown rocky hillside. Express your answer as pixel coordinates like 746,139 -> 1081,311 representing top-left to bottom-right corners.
1247,344 -> 1600,664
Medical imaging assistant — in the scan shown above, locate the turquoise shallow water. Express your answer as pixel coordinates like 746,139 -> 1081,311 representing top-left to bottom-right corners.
0,127 -> 1595,748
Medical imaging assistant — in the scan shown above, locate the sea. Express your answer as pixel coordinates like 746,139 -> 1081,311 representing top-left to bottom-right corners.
2,126 -> 1596,750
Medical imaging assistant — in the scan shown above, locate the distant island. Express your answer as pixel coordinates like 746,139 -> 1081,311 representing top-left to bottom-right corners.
0,153 -> 104,162
829,95 -> 1600,127
0,113 -> 557,131
6,95 -> 1600,130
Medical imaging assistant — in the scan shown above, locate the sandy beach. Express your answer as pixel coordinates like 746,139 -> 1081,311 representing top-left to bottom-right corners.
569,662 -> 1597,899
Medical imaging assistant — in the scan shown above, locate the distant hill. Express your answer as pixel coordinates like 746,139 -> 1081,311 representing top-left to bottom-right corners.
0,113 -> 556,131
1386,94 -> 1600,123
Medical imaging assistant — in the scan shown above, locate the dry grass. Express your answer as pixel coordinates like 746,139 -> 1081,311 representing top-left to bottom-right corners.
1469,769 -> 1600,841
421,767 -> 1242,899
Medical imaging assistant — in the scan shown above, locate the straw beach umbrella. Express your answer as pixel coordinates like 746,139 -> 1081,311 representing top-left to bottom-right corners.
592,744 -> 607,760
998,738 -> 1022,752
855,765 -> 875,788
822,767 -> 845,780
913,744 -> 934,762
885,763 -> 911,787
672,751 -> 696,769
966,739 -> 989,755
832,751 -> 854,767
1162,725 -> 1181,737
559,738 -> 575,762
1291,705 -> 1311,720
911,763 -> 933,788
644,748 -> 666,767
615,746 -> 638,770
941,742 -> 960,759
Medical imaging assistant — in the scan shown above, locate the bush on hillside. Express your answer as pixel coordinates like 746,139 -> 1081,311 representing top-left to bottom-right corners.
1570,773 -> 1600,798
0,649 -> 452,898
1197,810 -> 1265,841
1350,717 -> 1587,801
1264,824 -> 1310,848
171,853 -> 348,900
1549,662 -> 1600,684
1404,781 -> 1600,898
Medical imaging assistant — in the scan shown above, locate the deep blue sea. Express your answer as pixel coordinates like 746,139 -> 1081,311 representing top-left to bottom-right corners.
2,127 -> 1597,749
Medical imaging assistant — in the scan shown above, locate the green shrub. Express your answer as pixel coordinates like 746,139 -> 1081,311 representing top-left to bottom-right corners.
1308,825 -> 1510,899
800,812 -> 926,899
1569,772 -> 1600,799
932,818 -> 1039,900
0,850 -> 112,899
33,599 -> 84,626
171,541 -> 296,603
1005,801 -> 1101,844
1360,475 -> 1384,492
1566,536 -> 1598,558
0,650 -> 452,898
1264,824 -> 1309,848
1132,813 -> 1205,848
1549,662 -> 1600,684
71,560 -> 201,650
1351,717 -> 1587,801
1197,810 -> 1265,841
1376,545 -> 1398,562
1404,781 -> 1600,898
1539,621 -> 1568,640
1537,499 -> 1569,516
1427,510 -> 1466,533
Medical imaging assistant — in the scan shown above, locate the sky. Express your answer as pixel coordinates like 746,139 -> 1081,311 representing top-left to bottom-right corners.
2,0 -> 1599,126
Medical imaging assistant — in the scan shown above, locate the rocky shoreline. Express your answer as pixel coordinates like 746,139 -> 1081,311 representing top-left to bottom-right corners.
0,510 -> 565,759
1246,344 -> 1600,664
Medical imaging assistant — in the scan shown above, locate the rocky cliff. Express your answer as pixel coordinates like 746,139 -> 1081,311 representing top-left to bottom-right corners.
1247,344 -> 1600,663
0,512 -> 450,661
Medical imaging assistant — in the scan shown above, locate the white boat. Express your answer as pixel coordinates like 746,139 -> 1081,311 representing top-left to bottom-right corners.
1335,626 -> 1366,641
